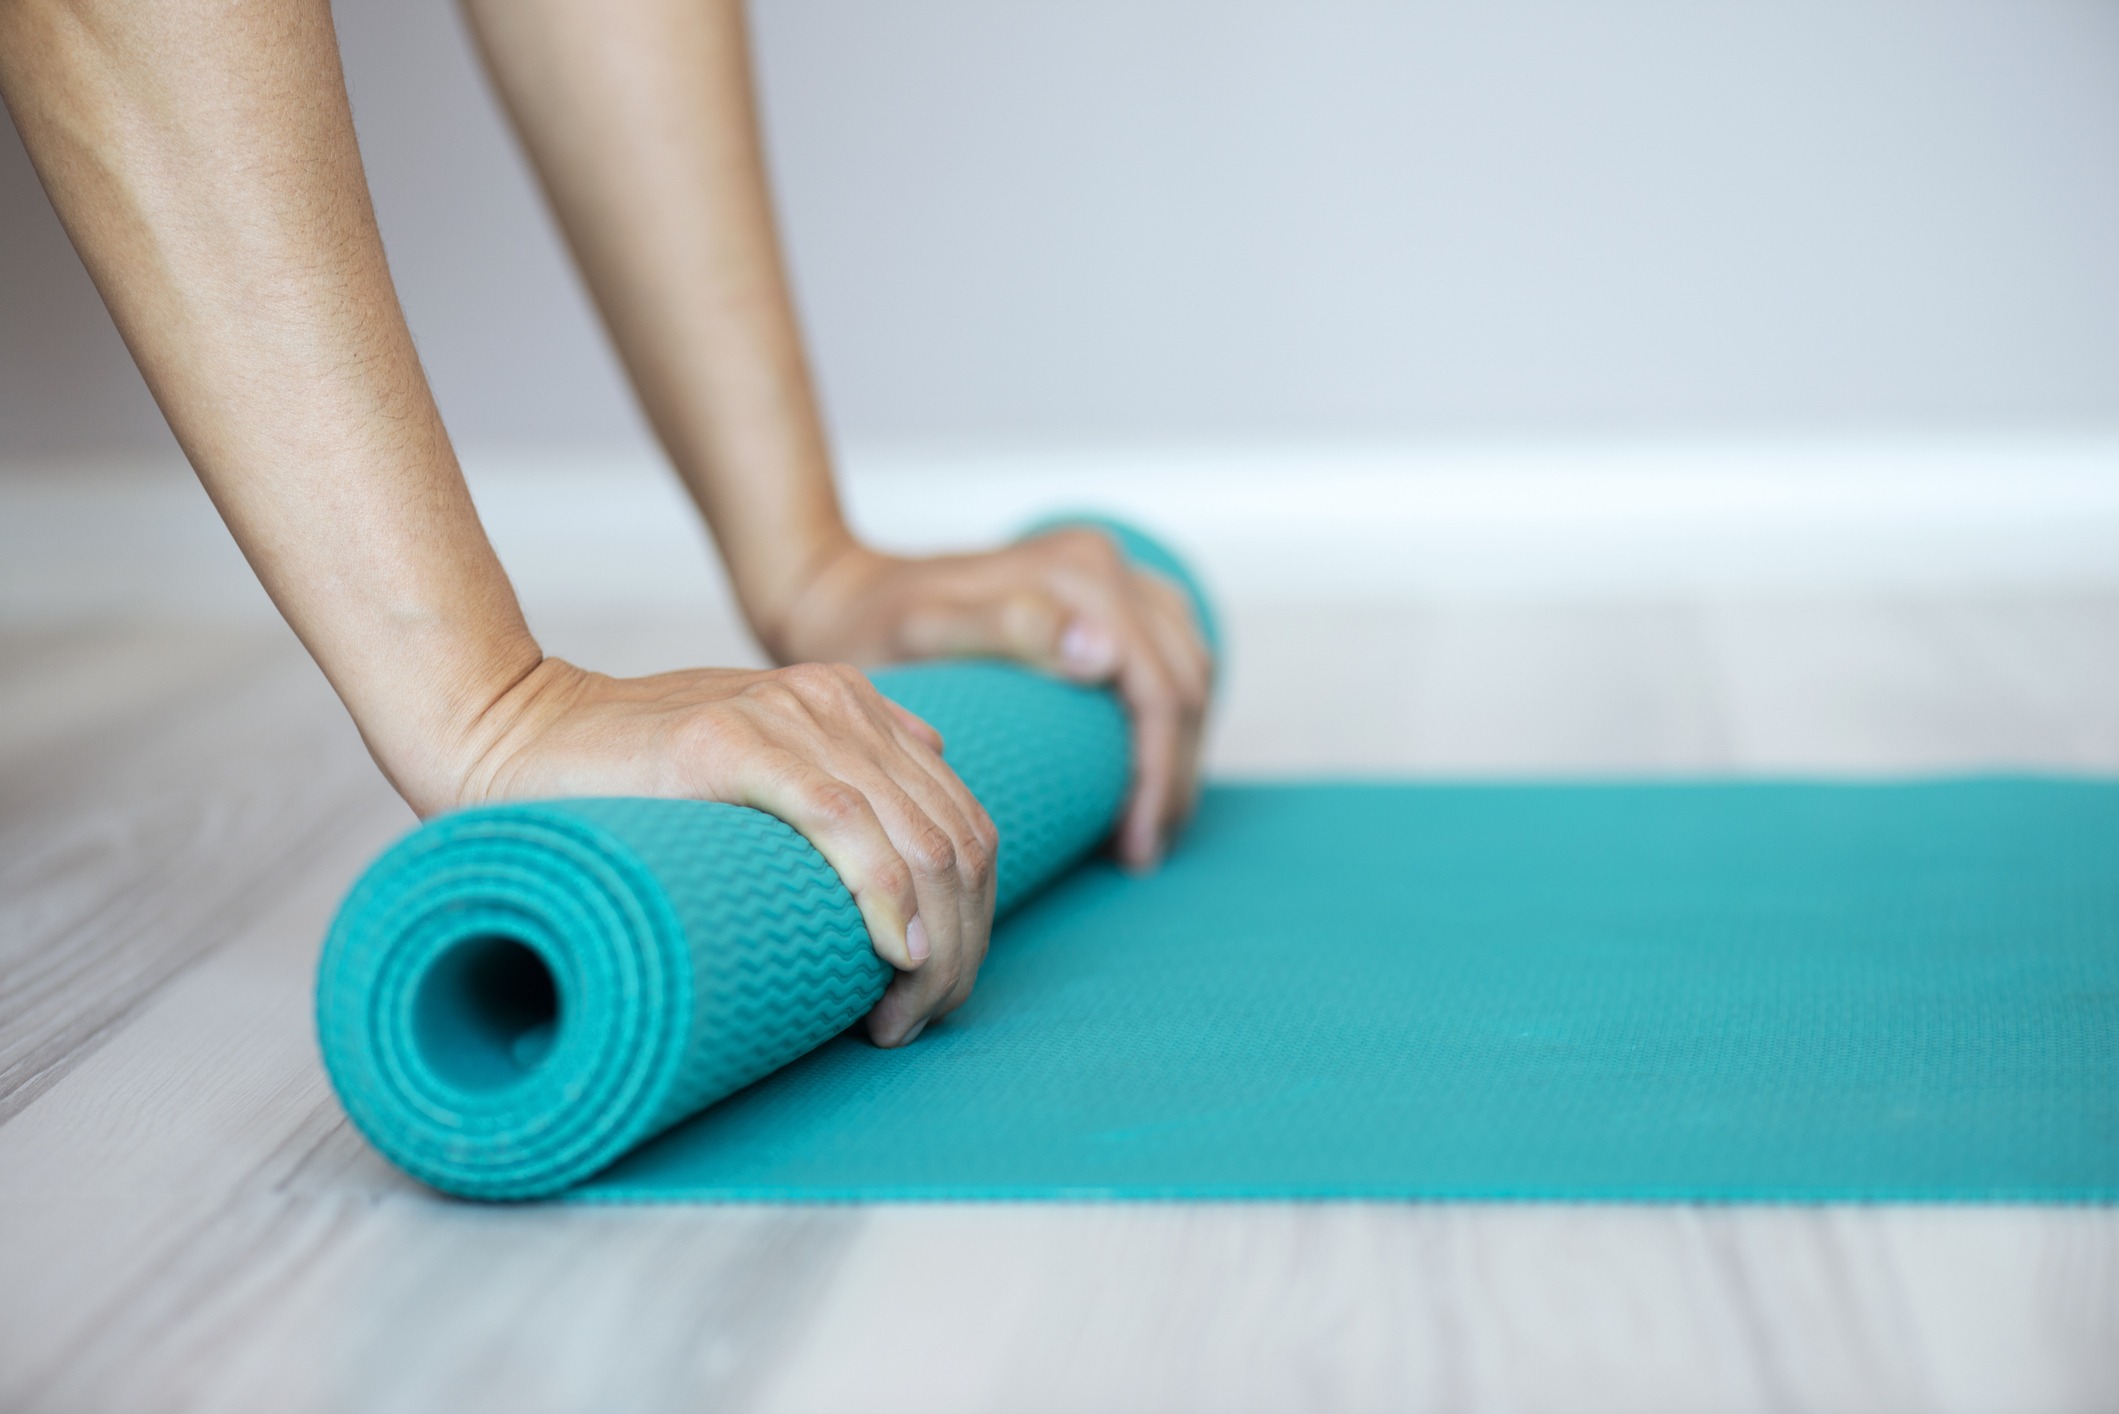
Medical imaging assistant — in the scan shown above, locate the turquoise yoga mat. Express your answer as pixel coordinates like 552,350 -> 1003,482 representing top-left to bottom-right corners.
318,526 -> 2119,1204
583,777 -> 2119,1203
317,519 -> 1211,1198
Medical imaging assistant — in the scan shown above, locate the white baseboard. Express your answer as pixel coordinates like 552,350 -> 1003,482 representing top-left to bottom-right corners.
839,434 -> 2119,602
5,434 -> 2118,623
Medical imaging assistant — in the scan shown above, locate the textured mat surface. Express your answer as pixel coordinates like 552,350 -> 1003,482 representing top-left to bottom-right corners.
581,778 -> 2119,1203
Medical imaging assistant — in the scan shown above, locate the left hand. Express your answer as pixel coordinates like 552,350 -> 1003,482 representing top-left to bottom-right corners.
762,526 -> 1213,869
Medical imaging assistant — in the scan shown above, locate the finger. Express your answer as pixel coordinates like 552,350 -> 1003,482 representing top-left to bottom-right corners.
877,718 -> 1001,1016
1053,613 -> 1122,681
884,698 -> 945,755
890,735 -> 1001,897
868,969 -> 943,1047
1168,698 -> 1206,831
853,685 -> 998,874
838,760 -> 987,1046
826,668 -> 992,945
1132,580 -> 1211,717
870,857 -> 992,1043
736,753 -> 927,971
1050,578 -> 1198,862
1028,531 -> 1134,681
844,705 -> 999,1045
1128,578 -> 1211,829
1114,649 -> 1183,870
861,734 -> 996,914
1133,568 -> 1213,703
866,901 -> 980,1045
1039,534 -> 1207,695
1019,539 -> 1195,865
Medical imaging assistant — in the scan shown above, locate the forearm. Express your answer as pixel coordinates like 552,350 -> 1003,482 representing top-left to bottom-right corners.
450,0 -> 1208,869
460,0 -> 851,651
0,0 -> 539,811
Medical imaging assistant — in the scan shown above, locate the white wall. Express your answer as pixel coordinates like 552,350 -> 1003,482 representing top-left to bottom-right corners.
5,1 -> 2119,461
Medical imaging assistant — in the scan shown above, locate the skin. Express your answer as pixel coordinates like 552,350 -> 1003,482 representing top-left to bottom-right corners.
0,0 -> 1209,1045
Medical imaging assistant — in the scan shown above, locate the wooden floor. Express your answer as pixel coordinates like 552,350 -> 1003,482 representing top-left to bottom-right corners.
3,595 -> 2117,1414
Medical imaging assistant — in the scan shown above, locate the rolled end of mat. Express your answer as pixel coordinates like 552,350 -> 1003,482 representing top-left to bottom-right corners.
317,517 -> 1210,1198
317,806 -> 701,1199
318,798 -> 891,1199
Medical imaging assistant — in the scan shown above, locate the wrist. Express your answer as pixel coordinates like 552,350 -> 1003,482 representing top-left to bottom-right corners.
431,654 -> 592,813
745,527 -> 892,664
346,620 -> 549,818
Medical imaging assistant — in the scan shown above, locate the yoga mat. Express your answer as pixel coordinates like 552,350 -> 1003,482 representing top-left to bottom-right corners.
581,778 -> 2119,1203
319,515 -> 2118,1203
317,520 -> 1208,1198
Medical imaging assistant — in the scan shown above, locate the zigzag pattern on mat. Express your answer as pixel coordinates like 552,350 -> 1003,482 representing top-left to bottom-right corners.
637,807 -> 884,1124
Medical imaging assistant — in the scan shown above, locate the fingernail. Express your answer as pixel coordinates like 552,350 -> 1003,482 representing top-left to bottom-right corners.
900,1019 -> 928,1045
1059,620 -> 1117,675
1142,822 -> 1168,867
905,914 -> 930,964
1122,823 -> 1162,872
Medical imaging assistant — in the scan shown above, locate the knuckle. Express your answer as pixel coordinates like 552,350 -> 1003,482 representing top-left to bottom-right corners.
1051,526 -> 1121,568
801,778 -> 865,827
673,708 -> 738,759
999,590 -> 1065,644
903,823 -> 958,879
745,677 -> 804,715
866,857 -> 916,910
955,826 -> 996,890
781,661 -> 837,695
795,661 -> 875,718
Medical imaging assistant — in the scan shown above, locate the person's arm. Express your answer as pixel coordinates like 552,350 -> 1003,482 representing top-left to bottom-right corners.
459,0 -> 1212,869
0,0 -> 992,1046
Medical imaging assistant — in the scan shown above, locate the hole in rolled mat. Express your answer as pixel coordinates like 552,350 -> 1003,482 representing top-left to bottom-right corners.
412,935 -> 561,1092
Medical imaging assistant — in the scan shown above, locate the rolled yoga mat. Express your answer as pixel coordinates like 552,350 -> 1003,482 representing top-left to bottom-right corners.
318,519 -> 1213,1199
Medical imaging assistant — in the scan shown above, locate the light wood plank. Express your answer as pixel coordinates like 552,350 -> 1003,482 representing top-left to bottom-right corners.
0,637 -> 401,1122
0,624 -> 280,793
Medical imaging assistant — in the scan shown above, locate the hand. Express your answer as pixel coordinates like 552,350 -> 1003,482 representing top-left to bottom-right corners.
453,658 -> 999,1047
764,527 -> 1213,869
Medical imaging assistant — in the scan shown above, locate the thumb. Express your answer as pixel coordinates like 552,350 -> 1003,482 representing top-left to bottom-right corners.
901,589 -> 1116,679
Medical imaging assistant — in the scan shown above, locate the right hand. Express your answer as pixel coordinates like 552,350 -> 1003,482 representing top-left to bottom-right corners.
762,527 -> 1213,871
447,657 -> 998,1047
